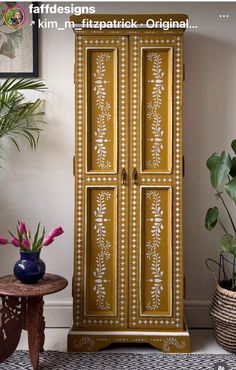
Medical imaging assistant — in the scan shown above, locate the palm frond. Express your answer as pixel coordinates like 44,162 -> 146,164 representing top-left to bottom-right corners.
0,78 -> 47,93
0,77 -> 48,158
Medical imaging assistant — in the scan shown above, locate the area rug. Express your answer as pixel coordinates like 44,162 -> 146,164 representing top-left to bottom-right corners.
0,352 -> 236,370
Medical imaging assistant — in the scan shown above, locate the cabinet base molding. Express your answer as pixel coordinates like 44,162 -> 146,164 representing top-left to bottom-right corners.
67,323 -> 190,353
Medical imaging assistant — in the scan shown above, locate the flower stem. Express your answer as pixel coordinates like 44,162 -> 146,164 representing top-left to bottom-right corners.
217,217 -> 228,234
217,192 -> 236,234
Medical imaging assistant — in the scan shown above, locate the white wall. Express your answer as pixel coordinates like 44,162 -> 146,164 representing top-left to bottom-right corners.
1,1 -> 236,328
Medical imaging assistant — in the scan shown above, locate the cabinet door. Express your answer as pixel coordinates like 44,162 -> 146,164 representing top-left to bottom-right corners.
129,35 -> 184,330
73,35 -> 129,329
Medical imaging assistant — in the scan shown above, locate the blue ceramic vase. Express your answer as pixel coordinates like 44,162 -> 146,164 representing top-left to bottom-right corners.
14,251 -> 46,284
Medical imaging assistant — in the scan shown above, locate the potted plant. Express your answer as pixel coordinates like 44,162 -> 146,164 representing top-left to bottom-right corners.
0,221 -> 64,284
0,78 -> 47,164
205,139 -> 236,352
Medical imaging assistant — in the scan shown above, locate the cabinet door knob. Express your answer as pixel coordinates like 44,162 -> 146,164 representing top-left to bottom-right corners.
132,168 -> 138,184
121,168 -> 127,185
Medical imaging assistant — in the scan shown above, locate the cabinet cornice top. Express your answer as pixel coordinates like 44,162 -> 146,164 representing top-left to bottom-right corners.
71,14 -> 188,33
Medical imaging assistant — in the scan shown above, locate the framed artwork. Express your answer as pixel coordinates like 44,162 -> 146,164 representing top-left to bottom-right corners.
0,2 -> 38,77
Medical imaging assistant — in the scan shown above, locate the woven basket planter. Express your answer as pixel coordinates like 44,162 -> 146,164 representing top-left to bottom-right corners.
210,283 -> 236,353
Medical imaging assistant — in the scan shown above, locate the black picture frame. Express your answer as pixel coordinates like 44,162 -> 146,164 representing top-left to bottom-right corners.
0,3 -> 39,78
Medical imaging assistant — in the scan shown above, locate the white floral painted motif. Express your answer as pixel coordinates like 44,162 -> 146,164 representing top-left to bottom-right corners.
93,191 -> 111,310
93,54 -> 112,170
147,53 -> 164,107
162,337 -> 185,352
78,336 -> 95,350
146,191 -> 164,311
146,53 -> 164,168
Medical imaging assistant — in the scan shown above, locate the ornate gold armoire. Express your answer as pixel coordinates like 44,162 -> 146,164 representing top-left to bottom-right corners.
68,14 -> 190,353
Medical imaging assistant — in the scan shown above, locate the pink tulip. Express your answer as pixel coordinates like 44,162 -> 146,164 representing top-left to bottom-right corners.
19,222 -> 26,234
11,238 -> 21,248
0,236 -> 8,245
43,237 -> 54,246
47,227 -> 64,239
22,239 -> 30,249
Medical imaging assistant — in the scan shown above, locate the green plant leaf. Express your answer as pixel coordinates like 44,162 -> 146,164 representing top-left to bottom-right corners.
205,207 -> 219,231
220,233 -> 236,256
9,137 -> 20,152
35,233 -> 46,251
16,225 -> 22,242
230,157 -> 236,177
32,222 -> 40,251
8,231 -> 15,239
0,78 -> 47,93
34,227 -> 46,251
232,139 -> 236,155
0,77 -> 47,167
206,151 -> 231,189
225,177 -> 236,202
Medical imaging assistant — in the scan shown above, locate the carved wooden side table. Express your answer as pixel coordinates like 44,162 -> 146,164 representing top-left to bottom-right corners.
0,273 -> 68,370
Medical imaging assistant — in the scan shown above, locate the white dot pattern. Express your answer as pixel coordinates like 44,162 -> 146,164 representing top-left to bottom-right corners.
130,35 -> 184,329
73,32 -> 184,331
74,36 -> 128,328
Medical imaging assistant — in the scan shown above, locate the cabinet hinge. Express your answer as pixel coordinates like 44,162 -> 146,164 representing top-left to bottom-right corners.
183,63 -> 185,82
183,155 -> 185,177
73,156 -> 75,176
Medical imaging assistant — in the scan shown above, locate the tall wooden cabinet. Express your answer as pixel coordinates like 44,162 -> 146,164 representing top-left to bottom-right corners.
68,14 -> 190,353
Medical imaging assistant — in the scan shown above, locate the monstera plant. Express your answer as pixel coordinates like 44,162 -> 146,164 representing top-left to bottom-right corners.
0,78 -> 47,163
205,141 -> 236,353
205,139 -> 236,289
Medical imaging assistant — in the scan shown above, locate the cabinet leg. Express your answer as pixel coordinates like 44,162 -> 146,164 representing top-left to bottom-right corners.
27,297 -> 44,370
149,336 -> 190,353
0,296 -> 22,363
68,329 -> 191,354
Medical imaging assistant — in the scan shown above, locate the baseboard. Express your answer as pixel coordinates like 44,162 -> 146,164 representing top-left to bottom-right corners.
43,299 -> 212,329
44,300 -> 73,328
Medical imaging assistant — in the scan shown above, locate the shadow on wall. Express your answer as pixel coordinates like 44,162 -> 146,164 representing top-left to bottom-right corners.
183,32 -> 236,299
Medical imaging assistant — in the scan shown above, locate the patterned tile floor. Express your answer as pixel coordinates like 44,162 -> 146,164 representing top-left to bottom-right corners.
1,352 -> 235,370
17,329 -> 227,354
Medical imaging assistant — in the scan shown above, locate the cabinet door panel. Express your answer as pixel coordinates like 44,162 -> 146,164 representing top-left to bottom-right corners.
129,35 -> 184,330
141,186 -> 172,317
141,48 -> 173,173
85,186 -> 117,316
86,49 -> 118,173
73,35 -> 129,329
